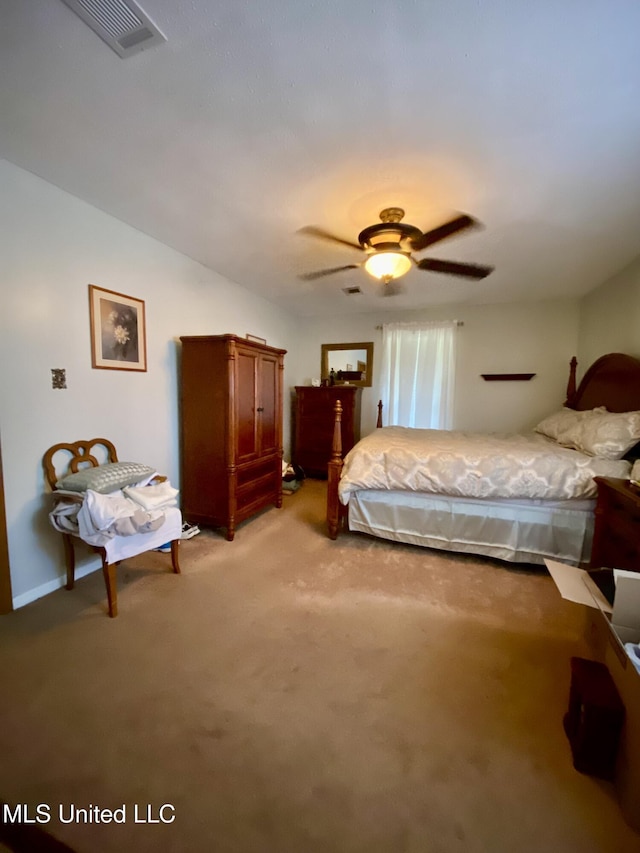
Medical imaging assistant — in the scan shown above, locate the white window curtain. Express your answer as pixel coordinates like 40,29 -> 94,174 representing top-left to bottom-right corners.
380,320 -> 458,429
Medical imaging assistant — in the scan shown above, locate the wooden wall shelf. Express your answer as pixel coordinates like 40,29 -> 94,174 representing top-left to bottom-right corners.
481,373 -> 536,381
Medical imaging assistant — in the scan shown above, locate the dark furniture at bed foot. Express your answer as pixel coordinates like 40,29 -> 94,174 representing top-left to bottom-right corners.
294,385 -> 361,478
591,477 -> 640,572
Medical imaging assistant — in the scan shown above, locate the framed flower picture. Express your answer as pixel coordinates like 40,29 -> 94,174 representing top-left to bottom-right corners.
88,285 -> 147,371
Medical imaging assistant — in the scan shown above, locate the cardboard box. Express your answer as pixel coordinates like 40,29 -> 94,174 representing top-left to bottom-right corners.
546,560 -> 640,830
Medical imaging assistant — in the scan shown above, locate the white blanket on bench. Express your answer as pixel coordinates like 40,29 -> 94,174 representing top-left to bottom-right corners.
50,482 -> 180,549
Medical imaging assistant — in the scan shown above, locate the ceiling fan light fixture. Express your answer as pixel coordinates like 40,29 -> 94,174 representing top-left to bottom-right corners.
364,251 -> 412,281
298,206 -> 493,290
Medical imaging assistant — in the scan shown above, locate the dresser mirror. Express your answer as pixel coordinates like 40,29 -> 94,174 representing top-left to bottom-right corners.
321,342 -> 374,387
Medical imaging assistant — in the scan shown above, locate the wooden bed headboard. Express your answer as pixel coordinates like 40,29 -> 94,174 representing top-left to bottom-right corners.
566,352 -> 640,413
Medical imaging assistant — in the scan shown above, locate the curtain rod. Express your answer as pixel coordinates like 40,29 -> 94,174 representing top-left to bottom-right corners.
375,320 -> 464,330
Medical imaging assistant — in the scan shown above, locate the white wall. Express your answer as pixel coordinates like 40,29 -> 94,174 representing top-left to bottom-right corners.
0,160 -> 300,606
296,300 -> 581,436
577,255 -> 640,376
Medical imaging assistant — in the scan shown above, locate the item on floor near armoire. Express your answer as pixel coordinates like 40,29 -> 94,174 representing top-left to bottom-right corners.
179,334 -> 286,541
282,460 -> 304,494
181,521 -> 200,540
293,385 -> 361,478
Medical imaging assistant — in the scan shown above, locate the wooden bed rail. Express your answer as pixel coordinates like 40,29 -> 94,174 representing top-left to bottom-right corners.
327,398 -> 383,539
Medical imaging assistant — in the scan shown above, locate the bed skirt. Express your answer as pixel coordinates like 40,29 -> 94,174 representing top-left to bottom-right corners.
347,490 -> 595,566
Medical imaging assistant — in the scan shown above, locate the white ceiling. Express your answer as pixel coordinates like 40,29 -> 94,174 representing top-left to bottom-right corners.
2,0 -> 640,317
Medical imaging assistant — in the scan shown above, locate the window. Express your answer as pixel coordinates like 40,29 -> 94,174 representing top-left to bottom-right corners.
380,321 -> 458,428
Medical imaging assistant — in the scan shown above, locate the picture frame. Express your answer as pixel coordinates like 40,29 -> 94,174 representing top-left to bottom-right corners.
88,285 -> 147,372
246,334 -> 267,345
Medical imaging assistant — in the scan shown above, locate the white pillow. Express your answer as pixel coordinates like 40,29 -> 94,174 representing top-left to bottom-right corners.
572,410 -> 640,459
534,407 -> 605,445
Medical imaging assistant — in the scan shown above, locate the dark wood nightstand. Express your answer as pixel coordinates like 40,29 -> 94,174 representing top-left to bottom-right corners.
591,477 -> 640,572
293,385 -> 361,478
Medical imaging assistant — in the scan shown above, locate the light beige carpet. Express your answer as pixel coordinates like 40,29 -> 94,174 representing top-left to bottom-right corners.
0,479 -> 638,853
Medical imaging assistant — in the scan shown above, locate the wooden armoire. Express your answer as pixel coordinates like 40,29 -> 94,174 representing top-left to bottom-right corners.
179,335 -> 286,540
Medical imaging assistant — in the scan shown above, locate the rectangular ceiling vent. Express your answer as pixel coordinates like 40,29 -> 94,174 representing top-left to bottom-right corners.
342,286 -> 362,295
61,0 -> 167,58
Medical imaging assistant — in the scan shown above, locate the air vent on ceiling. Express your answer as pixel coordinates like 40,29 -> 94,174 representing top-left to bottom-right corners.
342,286 -> 362,295
61,0 -> 167,58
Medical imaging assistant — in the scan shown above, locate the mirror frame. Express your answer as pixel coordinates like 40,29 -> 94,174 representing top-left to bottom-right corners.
321,342 -> 374,388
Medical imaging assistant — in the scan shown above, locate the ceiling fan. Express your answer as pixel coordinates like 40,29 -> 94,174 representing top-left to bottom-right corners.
298,207 -> 494,291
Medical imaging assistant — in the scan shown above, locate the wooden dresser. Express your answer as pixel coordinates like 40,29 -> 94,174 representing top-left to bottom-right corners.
294,385 -> 361,478
180,335 -> 286,540
591,477 -> 640,572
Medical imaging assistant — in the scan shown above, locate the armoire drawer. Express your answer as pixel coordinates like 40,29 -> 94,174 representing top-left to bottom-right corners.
236,482 -> 279,519
236,457 -> 277,488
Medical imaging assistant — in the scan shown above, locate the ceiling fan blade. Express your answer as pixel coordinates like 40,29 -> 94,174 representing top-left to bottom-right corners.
411,214 -> 478,252
298,265 -> 360,281
298,226 -> 363,252
416,258 -> 494,279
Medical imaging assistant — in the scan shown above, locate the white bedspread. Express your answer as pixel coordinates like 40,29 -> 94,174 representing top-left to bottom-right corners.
339,427 -> 631,504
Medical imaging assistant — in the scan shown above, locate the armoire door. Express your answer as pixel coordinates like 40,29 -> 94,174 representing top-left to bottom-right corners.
235,346 -> 260,462
258,353 -> 279,456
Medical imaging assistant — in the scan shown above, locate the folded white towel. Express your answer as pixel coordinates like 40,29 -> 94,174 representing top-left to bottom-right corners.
123,481 -> 179,511
76,489 -> 167,546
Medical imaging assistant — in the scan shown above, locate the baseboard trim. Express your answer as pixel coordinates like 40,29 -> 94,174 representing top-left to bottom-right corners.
12,562 -> 100,610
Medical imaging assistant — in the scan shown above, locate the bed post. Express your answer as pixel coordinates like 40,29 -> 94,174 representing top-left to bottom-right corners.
565,356 -> 578,407
327,399 -> 343,540
376,400 -> 383,428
